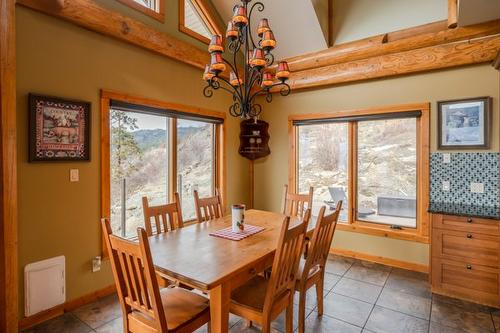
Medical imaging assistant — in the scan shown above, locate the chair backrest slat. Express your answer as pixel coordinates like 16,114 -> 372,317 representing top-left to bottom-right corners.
142,192 -> 184,236
281,185 -> 313,219
302,202 -> 342,281
194,189 -> 223,222
101,218 -> 168,330
264,210 -> 310,312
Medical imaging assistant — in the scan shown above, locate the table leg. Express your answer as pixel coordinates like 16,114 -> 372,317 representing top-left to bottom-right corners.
210,283 -> 230,332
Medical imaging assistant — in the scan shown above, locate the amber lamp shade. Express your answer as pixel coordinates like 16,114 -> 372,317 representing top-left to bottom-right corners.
276,61 -> 290,80
250,48 -> 266,68
210,53 -> 226,73
261,72 -> 274,87
203,65 -> 215,81
229,71 -> 242,86
261,30 -> 276,51
226,21 -> 238,41
208,35 -> 224,53
232,5 -> 248,27
257,18 -> 270,37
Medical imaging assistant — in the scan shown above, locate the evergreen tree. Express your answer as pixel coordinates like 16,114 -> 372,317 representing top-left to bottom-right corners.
110,111 -> 143,182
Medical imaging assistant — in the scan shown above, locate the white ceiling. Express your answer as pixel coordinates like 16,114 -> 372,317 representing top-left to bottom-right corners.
458,0 -> 500,26
210,0 -> 327,60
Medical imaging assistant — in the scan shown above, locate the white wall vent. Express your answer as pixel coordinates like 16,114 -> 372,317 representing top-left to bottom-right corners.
24,255 -> 65,317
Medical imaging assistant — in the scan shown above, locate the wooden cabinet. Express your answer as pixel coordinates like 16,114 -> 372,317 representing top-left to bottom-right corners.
431,213 -> 500,308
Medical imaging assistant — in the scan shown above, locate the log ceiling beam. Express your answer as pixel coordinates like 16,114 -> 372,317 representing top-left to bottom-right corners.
0,0 -> 18,332
493,51 -> 500,70
271,34 -> 500,92
448,0 -> 458,29
16,0 -> 213,72
283,19 -> 500,73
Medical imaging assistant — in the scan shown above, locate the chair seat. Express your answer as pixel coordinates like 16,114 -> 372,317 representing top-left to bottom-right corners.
130,286 -> 209,331
297,259 -> 321,282
231,275 -> 269,311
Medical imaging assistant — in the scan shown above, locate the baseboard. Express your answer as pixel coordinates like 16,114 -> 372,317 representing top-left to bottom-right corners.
329,248 -> 429,273
19,284 -> 116,330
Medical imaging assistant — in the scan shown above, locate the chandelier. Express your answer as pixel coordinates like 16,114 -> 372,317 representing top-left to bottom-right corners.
202,0 -> 291,118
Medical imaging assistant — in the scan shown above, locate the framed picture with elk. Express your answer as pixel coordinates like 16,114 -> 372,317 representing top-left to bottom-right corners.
29,94 -> 91,162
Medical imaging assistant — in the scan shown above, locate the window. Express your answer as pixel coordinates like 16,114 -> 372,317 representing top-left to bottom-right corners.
177,119 -> 216,220
179,0 -> 222,43
291,104 -> 430,243
101,91 -> 225,240
117,0 -> 165,22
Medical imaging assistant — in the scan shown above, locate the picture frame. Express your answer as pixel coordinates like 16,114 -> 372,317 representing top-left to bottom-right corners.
29,94 -> 91,161
437,96 -> 491,150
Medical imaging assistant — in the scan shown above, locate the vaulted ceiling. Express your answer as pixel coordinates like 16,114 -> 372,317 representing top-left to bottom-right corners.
211,0 -> 327,60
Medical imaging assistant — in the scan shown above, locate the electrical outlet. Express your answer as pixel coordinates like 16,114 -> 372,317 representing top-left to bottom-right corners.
443,153 -> 451,164
70,169 -> 79,182
92,256 -> 101,273
442,181 -> 450,191
470,182 -> 484,194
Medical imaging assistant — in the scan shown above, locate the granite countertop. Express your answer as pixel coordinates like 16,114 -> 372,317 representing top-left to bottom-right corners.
428,202 -> 500,220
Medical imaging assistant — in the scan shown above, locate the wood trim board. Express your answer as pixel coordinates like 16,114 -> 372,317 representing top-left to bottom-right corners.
0,0 -> 18,332
178,0 -> 223,44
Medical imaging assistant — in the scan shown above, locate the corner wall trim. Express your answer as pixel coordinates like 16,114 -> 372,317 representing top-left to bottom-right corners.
329,248 -> 429,273
18,285 -> 116,330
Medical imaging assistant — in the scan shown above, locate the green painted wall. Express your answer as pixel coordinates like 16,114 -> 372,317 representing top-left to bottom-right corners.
16,6 -> 250,315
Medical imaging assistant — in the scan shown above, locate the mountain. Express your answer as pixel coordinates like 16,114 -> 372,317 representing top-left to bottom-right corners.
132,127 -> 201,151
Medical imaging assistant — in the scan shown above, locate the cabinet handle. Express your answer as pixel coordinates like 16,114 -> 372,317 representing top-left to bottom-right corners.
467,218 -> 473,223
467,234 -> 473,239
466,264 -> 472,270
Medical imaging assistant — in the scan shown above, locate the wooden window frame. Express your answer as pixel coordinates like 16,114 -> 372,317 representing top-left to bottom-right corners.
100,90 -> 226,255
178,0 -> 222,44
116,0 -> 165,23
289,103 -> 430,243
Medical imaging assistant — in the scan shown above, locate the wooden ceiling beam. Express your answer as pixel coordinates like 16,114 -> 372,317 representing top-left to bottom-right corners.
282,19 -> 500,73
448,0 -> 458,29
271,34 -> 500,92
17,0 -> 212,71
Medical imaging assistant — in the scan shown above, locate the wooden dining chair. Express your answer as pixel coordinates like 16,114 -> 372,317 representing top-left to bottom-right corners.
193,189 -> 223,222
295,202 -> 342,333
142,193 -> 184,236
101,218 -> 211,333
281,184 -> 313,219
229,210 -> 311,333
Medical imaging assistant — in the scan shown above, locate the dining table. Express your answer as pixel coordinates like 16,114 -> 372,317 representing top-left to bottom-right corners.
147,209 -> 316,333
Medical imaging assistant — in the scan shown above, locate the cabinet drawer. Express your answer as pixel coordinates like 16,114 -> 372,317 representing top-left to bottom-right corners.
432,214 -> 500,235
432,229 -> 500,267
432,257 -> 499,297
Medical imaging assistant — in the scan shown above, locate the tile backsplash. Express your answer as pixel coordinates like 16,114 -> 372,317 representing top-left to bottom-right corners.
430,152 -> 500,207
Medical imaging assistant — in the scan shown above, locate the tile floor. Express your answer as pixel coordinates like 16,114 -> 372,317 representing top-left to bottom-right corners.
22,255 -> 500,333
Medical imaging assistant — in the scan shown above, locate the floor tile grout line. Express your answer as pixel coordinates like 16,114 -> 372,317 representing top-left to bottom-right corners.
68,311 -> 95,332
361,266 -> 392,331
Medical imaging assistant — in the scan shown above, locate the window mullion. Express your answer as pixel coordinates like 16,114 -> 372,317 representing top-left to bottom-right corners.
169,118 -> 177,200
348,122 -> 357,225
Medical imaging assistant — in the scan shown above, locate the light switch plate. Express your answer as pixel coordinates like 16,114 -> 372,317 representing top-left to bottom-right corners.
443,153 -> 451,164
442,181 -> 450,191
470,182 -> 484,194
70,169 -> 79,182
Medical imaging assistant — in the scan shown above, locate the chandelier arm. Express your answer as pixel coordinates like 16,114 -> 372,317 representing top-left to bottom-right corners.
246,68 -> 262,99
217,75 -> 244,100
231,45 -> 245,99
247,86 -> 267,106
248,1 -> 265,49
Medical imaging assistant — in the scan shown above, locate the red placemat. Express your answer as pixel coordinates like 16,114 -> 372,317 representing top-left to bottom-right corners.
209,224 -> 265,241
